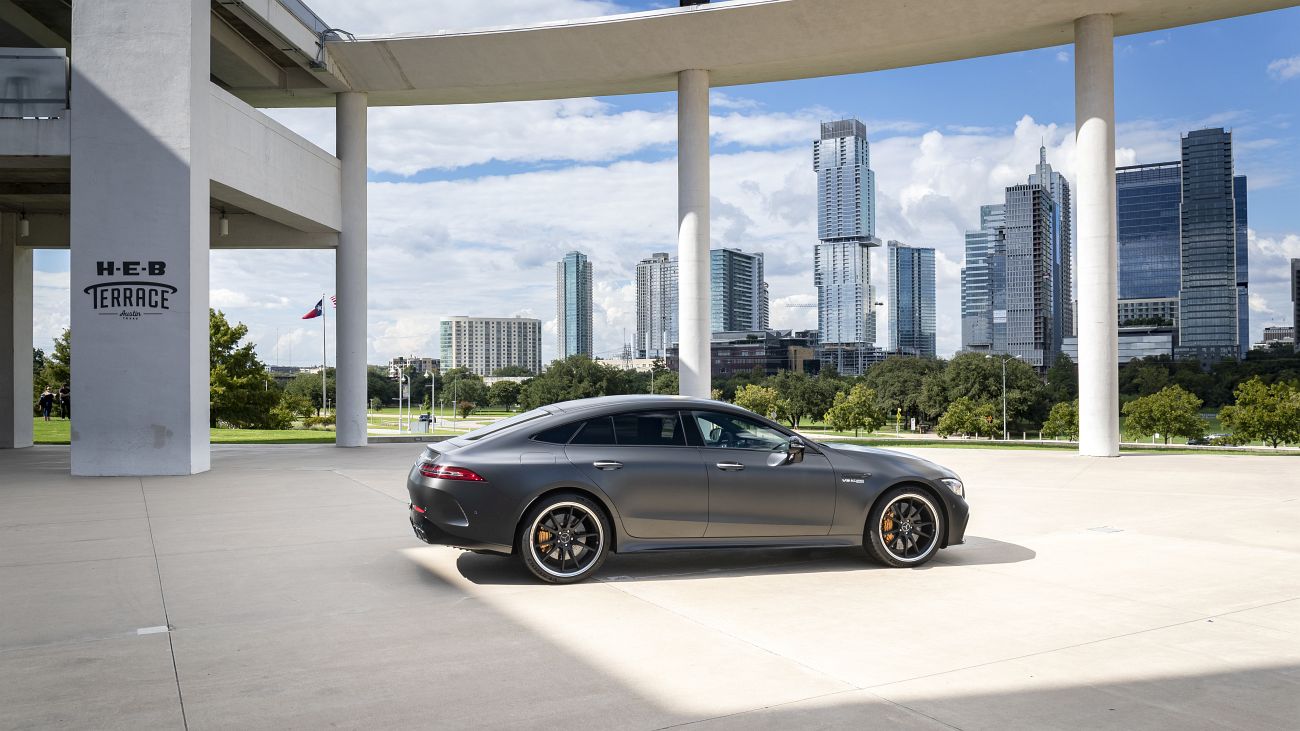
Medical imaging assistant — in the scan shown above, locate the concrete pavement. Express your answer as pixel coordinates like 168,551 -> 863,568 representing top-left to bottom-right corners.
1,444 -> 1297,729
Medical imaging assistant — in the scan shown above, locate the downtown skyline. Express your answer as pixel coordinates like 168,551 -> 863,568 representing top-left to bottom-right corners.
24,1 -> 1300,367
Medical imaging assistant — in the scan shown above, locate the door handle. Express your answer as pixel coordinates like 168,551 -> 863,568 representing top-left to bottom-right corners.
592,461 -> 623,470
716,462 -> 745,471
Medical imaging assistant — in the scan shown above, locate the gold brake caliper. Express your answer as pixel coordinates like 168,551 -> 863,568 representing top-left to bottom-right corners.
537,529 -> 553,553
882,509 -> 896,543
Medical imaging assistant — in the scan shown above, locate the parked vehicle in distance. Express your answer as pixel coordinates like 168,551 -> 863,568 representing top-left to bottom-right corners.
406,396 -> 970,583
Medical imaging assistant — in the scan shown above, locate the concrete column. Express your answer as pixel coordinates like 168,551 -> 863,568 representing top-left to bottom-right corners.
677,69 -> 711,399
335,92 -> 368,446
69,0 -> 210,474
1,213 -> 34,449
1074,14 -> 1120,457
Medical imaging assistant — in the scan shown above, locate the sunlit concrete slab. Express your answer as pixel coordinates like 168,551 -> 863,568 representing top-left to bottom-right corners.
0,444 -> 1296,728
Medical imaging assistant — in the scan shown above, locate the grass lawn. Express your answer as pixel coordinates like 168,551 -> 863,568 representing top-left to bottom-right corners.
32,418 -> 336,445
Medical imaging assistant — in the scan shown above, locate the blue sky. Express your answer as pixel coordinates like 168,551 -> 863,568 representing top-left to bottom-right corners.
31,2 -> 1300,365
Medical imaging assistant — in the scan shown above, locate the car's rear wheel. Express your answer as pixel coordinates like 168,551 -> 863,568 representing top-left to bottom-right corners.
518,493 -> 609,584
864,487 -> 943,568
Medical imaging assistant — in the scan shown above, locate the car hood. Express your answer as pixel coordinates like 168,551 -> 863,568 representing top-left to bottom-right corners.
818,442 -> 955,478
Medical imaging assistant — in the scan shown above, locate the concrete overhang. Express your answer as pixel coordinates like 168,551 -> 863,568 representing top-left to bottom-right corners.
237,0 -> 1299,108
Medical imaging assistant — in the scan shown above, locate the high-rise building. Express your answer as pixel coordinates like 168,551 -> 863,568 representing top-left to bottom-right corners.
1117,161 -> 1182,330
961,204 -> 1006,352
1004,182 -> 1060,368
1177,128 -> 1241,361
555,251 -> 593,359
710,248 -> 768,333
887,241 -> 936,358
1028,146 -> 1074,341
813,118 -> 880,375
1292,259 -> 1300,351
634,252 -> 677,359
1234,175 -> 1249,357
439,316 -> 543,377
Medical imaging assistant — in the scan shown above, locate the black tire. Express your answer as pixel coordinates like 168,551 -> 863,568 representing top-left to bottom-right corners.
864,486 -> 944,568
518,493 -> 610,584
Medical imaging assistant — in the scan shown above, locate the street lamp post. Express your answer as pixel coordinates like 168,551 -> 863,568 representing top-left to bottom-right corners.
1001,356 -> 1008,441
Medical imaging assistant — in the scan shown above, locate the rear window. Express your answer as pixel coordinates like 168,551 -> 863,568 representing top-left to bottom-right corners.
613,412 -> 686,447
569,417 -> 616,446
531,421 -> 581,444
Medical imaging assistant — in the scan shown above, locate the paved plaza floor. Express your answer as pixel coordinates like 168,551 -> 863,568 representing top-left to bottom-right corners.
1,444 -> 1297,730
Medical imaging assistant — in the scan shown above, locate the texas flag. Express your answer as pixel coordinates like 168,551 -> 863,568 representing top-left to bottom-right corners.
301,298 -> 324,319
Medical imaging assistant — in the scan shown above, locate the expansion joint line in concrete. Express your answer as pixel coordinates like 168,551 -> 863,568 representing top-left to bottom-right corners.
138,478 -> 190,731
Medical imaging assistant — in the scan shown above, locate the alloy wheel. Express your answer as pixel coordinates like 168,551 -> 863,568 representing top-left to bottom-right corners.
528,501 -> 605,579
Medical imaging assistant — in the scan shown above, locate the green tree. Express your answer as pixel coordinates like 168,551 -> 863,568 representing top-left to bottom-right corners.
1044,353 -> 1078,405
284,370 -> 335,415
209,309 -> 279,428
822,385 -> 885,437
440,368 -> 487,410
1041,399 -> 1080,440
648,361 -> 679,395
1121,385 -> 1206,444
367,365 -> 399,408
919,352 -> 1042,428
935,397 -> 998,438
862,356 -> 945,422
1218,377 -> 1300,448
456,400 -> 477,419
488,380 -> 522,409
519,356 -> 639,409
270,392 -> 315,429
40,329 -> 71,392
733,384 -> 780,419
492,364 -> 533,377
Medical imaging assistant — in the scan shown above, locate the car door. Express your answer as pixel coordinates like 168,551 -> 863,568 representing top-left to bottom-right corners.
689,410 -> 837,538
563,411 -> 708,539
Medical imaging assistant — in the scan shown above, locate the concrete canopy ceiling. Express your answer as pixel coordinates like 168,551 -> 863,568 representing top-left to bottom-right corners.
238,0 -> 1300,108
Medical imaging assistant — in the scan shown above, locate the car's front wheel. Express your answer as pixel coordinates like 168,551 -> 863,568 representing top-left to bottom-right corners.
518,493 -> 610,584
864,487 -> 944,568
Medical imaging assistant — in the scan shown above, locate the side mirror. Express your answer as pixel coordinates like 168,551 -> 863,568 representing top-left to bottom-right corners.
787,438 -> 806,464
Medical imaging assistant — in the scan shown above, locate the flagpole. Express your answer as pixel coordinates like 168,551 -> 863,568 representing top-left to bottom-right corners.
321,293 -> 328,415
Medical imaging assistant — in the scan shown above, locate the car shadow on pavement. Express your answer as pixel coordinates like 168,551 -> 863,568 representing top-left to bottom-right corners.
451,535 -> 1035,586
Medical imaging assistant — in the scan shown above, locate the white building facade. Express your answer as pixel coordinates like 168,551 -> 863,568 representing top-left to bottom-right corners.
439,316 -> 542,377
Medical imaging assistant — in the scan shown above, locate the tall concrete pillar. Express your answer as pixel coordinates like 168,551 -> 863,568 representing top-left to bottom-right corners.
335,92 -> 368,446
1075,14 -> 1120,457
1,213 -> 34,449
69,0 -> 210,474
677,69 -> 711,399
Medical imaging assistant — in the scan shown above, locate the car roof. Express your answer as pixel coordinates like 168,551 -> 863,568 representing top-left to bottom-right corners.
546,394 -> 729,415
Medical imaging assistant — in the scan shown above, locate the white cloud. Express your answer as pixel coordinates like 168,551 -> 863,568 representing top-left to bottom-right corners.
1267,55 -> 1300,81
1055,50 -> 1070,63
1248,293 -> 1274,315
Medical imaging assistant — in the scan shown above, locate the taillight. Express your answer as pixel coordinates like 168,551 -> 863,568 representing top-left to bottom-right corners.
418,462 -> 486,482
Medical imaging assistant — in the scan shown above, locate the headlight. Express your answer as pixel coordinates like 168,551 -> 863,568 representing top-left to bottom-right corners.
940,478 -> 964,498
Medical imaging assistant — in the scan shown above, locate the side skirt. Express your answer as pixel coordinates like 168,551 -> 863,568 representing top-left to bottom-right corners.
614,534 -> 862,554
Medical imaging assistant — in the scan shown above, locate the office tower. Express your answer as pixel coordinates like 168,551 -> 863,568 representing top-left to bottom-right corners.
1117,160 -> 1182,330
1029,145 -> 1074,339
1293,259 -> 1300,351
962,204 -> 1006,352
813,118 -> 880,375
710,248 -> 768,333
1004,183 -> 1059,368
634,252 -> 677,359
439,316 -> 543,377
1177,128 -> 1241,361
555,251 -> 593,359
887,241 -> 936,358
1234,175 -> 1249,357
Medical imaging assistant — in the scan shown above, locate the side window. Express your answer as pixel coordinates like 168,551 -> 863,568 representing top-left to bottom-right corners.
691,411 -> 790,452
569,416 -> 617,446
532,421 -> 581,444
612,412 -> 686,447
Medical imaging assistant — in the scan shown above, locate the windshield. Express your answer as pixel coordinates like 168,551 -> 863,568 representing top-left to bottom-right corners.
459,408 -> 551,442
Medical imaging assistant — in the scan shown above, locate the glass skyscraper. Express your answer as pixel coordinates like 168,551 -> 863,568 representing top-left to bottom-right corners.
1177,128 -> 1242,361
556,251 -> 593,359
961,204 -> 1006,352
813,118 -> 879,375
1117,161 -> 1182,301
710,248 -> 768,333
1028,146 -> 1074,343
1234,175 -> 1249,357
887,241 -> 936,358
634,252 -> 677,359
1004,183 -> 1059,368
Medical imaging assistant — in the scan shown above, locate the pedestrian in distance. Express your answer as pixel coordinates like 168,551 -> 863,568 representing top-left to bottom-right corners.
38,388 -> 54,421
58,384 -> 70,419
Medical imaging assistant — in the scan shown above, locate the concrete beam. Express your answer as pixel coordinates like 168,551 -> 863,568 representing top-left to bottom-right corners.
0,0 -> 70,49
211,14 -> 285,89
0,211 -> 33,448
208,85 -> 341,233
208,211 -> 337,249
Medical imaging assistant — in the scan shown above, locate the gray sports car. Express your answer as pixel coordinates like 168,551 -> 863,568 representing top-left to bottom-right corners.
407,395 -> 969,583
